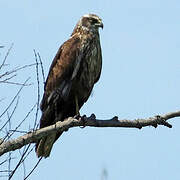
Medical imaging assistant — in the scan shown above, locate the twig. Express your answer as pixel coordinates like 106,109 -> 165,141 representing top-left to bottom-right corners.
8,111 -> 12,178
37,52 -> 45,84
0,81 -> 32,86
0,97 -> 19,133
0,43 -> 14,70
0,78 -> 30,119
33,50 -> 40,130
0,110 -> 179,157
24,157 -> 42,180
0,158 -> 8,166
8,144 -> 31,180
0,63 -> 37,80
0,74 -> 17,82
18,148 -> 26,179
6,103 -> 36,140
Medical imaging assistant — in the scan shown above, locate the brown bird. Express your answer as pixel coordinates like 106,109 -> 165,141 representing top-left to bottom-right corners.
35,14 -> 103,158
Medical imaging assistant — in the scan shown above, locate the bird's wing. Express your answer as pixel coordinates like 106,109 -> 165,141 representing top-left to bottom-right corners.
40,35 -> 86,111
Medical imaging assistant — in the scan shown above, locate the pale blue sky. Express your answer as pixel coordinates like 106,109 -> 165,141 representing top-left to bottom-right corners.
1,0 -> 180,180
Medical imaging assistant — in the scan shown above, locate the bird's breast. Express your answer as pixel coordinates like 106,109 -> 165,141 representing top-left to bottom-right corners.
73,43 -> 102,102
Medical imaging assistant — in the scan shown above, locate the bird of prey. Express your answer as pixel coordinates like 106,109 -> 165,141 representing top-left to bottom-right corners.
35,14 -> 103,158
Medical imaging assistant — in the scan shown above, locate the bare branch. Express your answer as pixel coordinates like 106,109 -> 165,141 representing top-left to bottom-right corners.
18,149 -> 26,179
33,50 -> 40,130
4,103 -> 37,141
24,157 -> 42,180
0,158 -> 9,166
0,81 -> 32,86
0,110 -> 179,157
37,52 -> 45,84
0,97 -> 19,133
8,144 -> 31,179
0,43 -> 13,70
0,63 -> 37,81
0,47 -> 42,179
0,78 -> 30,120
0,74 -> 17,82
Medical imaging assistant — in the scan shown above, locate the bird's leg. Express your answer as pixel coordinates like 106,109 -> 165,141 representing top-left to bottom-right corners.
75,95 -> 80,116
79,115 -> 87,128
74,96 -> 86,128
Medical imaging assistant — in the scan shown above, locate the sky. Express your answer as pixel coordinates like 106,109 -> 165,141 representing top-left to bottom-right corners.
0,0 -> 180,180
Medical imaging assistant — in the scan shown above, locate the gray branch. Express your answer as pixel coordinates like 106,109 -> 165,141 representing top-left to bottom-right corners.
0,110 -> 180,157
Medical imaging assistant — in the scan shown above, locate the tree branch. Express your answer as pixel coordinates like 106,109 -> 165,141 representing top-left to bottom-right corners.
0,110 -> 179,157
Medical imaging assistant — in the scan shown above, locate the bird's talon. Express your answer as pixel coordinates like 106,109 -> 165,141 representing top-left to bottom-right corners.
156,115 -> 161,119
74,114 -> 81,120
79,115 -> 87,128
81,115 -> 87,120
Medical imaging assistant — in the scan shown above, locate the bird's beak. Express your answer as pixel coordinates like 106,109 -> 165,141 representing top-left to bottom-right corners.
96,19 -> 103,29
98,20 -> 104,29
99,22 -> 104,29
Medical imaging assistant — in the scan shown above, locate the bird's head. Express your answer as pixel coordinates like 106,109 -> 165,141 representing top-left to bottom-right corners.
75,14 -> 103,33
81,14 -> 103,29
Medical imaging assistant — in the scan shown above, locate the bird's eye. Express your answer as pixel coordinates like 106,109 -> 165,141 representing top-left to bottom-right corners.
91,18 -> 98,24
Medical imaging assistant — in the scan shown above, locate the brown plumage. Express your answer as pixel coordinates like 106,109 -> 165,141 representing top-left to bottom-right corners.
35,14 -> 103,158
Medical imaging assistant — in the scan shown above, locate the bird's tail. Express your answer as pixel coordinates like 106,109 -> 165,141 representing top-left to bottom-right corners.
35,106 -> 63,158
35,132 -> 62,158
